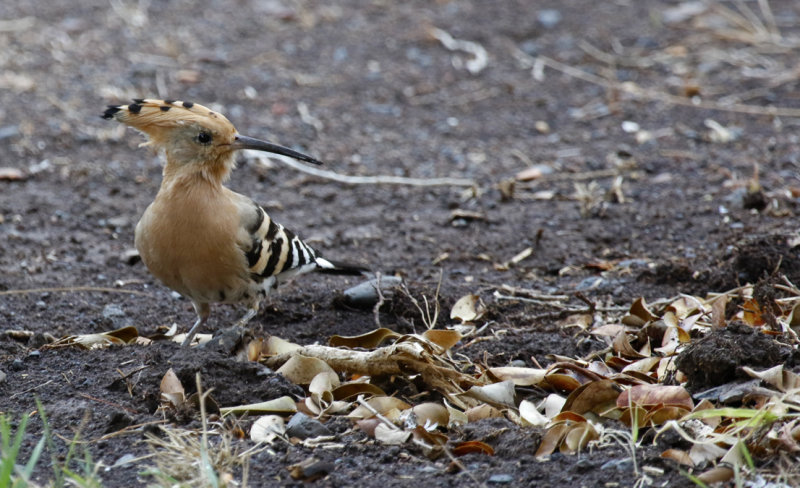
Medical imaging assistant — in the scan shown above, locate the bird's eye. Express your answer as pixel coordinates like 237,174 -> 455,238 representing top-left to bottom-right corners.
197,131 -> 212,144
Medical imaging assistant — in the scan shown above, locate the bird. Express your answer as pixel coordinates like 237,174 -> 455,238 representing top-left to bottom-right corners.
102,98 -> 366,346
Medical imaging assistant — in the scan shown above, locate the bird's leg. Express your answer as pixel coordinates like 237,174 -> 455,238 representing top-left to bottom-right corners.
182,302 -> 210,347
234,297 -> 262,331
236,307 -> 258,326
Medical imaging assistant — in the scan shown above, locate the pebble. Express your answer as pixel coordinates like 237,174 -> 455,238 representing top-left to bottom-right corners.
10,359 -> 24,371
0,370 -> 6,384
601,457 -> 633,470
0,125 -> 19,140
518,39 -> 539,56
616,259 -> 650,270
576,276 -> 605,291
103,304 -> 126,319
286,412 -> 333,440
537,9 -> 562,28
488,474 -> 514,484
342,276 -> 403,308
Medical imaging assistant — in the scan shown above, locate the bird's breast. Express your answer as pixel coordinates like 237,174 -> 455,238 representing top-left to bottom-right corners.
134,184 -> 250,303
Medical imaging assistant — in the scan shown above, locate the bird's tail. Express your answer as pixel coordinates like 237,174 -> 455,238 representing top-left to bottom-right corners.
315,256 -> 370,276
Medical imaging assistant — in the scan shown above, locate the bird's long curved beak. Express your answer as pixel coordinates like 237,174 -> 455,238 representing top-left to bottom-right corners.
232,134 -> 323,165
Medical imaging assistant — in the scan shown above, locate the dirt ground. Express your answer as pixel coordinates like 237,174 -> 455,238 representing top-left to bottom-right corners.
2,0 -> 800,486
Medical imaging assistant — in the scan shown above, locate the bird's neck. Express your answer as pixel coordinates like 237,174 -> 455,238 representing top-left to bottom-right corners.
162,157 -> 233,188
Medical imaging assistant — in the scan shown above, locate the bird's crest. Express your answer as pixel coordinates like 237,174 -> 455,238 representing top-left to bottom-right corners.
102,98 -> 236,147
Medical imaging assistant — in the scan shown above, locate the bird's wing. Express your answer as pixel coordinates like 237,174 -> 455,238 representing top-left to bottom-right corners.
235,197 -> 320,282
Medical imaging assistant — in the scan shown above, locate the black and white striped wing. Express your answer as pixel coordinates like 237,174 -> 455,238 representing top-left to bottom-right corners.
241,203 -> 321,282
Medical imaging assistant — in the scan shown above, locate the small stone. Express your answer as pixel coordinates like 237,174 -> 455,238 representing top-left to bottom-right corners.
621,121 -> 640,133
488,474 -> 514,484
537,9 -> 562,28
286,412 -> 332,440
10,359 -> 24,371
103,304 -> 126,319
0,370 -> 6,384
106,216 -> 129,228
576,276 -> 605,291
601,458 -> 633,470
342,276 -> 402,308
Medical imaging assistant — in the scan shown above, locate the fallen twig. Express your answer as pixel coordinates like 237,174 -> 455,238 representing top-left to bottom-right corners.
261,155 -> 475,188
530,53 -> 800,118
0,286 -> 150,296
264,342 -> 479,400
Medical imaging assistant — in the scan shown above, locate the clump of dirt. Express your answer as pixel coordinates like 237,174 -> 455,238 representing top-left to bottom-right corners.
710,235 -> 800,291
675,322 -> 790,392
647,235 -> 800,295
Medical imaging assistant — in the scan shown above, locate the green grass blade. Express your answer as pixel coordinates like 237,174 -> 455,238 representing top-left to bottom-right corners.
21,436 -> 45,479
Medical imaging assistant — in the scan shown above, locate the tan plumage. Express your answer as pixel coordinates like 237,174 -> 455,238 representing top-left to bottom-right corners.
103,99 -> 365,346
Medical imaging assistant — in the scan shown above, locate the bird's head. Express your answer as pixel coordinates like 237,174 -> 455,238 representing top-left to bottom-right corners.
102,99 -> 322,182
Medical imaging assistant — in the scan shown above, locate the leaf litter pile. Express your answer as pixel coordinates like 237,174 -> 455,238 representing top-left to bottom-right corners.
11,273 -> 798,486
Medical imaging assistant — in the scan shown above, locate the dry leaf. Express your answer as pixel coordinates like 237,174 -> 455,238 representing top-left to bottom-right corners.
332,382 -> 386,401
712,294 -> 729,328
348,396 -> 411,420
612,330 -> 649,359
250,415 -> 285,443
264,336 -> 302,355
488,366 -> 547,386
535,423 -> 570,458
646,405 -> 691,425
561,422 -> 598,454
374,423 -> 411,445
742,297 -> 765,327
519,400 -> 548,427
562,379 -> 620,415
410,403 -> 449,428
0,167 -> 25,181
660,449 -> 694,466
306,372 -> 341,416
622,297 -> 658,326
220,396 -> 297,415
422,329 -> 463,350
450,294 -> 485,323
463,380 -> 516,407
329,328 -> 401,348
742,365 -> 800,393
444,400 -> 469,428
465,404 -> 504,422
542,394 -> 567,418
452,440 -> 494,456
617,384 -> 694,411
696,466 -> 734,485
543,373 -> 582,392
160,368 -> 185,408
515,166 -> 544,181
622,357 -> 661,375
689,442 -> 728,465
288,457 -> 334,482
277,355 -> 336,385
61,326 -> 139,349
410,426 -> 448,452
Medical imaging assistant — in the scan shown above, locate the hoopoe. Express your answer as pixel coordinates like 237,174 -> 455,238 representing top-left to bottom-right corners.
103,99 -> 366,346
